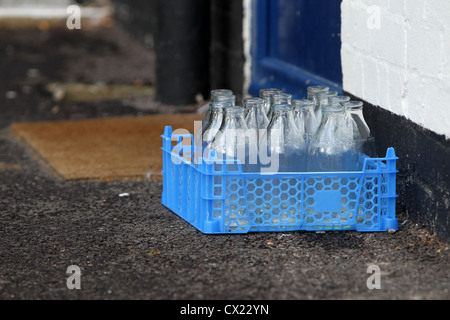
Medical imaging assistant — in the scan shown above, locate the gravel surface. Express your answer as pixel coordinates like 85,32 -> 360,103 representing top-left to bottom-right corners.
0,26 -> 448,301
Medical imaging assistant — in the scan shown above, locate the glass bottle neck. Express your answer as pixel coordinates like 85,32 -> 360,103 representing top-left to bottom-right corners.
270,106 -> 295,127
307,86 -> 330,100
318,92 -> 338,105
272,95 -> 292,106
209,101 -> 233,110
246,105 -> 266,118
209,107 -> 224,118
293,99 -> 314,110
222,108 -> 246,127
296,105 -> 315,113
244,98 -> 265,112
345,107 -> 364,116
320,106 -> 346,123
343,102 -> 366,121
329,96 -> 351,105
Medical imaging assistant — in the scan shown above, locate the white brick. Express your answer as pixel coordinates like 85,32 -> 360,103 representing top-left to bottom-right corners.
424,0 -> 450,30
370,14 -> 406,66
421,78 -> 450,137
341,1 -> 371,52
341,44 -> 364,99
407,24 -> 443,77
404,71 -> 425,126
404,0 -> 426,24
442,32 -> 450,83
389,0 -> 405,15
361,56 -> 380,106
370,0 -> 390,9
376,61 -> 391,111
342,0 -> 450,138
386,64 -> 406,116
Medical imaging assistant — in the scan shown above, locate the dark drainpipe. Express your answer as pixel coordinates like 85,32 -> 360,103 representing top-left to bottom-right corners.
155,0 -> 210,106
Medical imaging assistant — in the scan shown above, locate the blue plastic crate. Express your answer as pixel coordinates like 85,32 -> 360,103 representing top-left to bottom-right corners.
161,126 -> 399,234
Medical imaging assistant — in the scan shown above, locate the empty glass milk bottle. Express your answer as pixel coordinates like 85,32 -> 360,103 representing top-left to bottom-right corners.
267,93 -> 293,121
201,100 -> 234,151
210,106 -> 250,172
314,91 -> 338,123
342,101 -> 377,160
260,88 -> 282,115
292,99 -> 319,147
198,90 -> 235,151
307,86 -> 330,113
243,98 -> 269,172
244,97 -> 270,142
262,104 -> 306,173
307,104 -> 358,172
202,89 -> 235,129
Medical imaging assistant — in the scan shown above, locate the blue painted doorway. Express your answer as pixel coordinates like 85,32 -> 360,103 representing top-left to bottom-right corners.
249,0 -> 343,99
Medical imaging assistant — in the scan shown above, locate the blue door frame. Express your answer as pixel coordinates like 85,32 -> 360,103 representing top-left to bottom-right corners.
249,0 -> 343,99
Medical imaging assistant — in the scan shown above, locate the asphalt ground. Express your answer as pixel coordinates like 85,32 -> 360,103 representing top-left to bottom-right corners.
0,25 -> 449,303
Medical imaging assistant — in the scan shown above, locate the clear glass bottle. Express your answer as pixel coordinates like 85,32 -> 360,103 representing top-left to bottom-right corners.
267,93 -> 293,121
314,91 -> 338,123
210,106 -> 250,172
307,104 -> 359,172
262,104 -> 306,173
342,101 -> 377,160
244,97 -> 270,145
244,97 -> 270,130
198,90 -> 235,151
307,86 -> 330,117
201,101 -> 233,150
202,89 -> 235,129
292,99 -> 319,147
260,88 -> 282,115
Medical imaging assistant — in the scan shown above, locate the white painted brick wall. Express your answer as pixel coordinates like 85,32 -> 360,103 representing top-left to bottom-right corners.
341,0 -> 450,139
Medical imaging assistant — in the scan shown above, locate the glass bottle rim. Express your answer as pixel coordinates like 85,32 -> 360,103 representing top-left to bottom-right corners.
244,97 -> 265,106
272,104 -> 292,112
307,86 -> 330,93
293,99 -> 314,109
224,106 -> 245,114
329,96 -> 351,104
211,89 -> 233,96
271,93 -> 293,104
213,94 -> 236,103
272,92 -> 292,98
322,104 -> 345,113
209,101 -> 233,109
318,91 -> 338,98
260,88 -> 282,98
342,101 -> 364,110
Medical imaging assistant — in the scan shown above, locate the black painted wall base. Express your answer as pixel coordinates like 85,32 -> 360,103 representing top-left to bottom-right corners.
345,92 -> 450,243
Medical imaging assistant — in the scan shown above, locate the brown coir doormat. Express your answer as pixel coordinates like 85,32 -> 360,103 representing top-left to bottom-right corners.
11,114 -> 202,181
